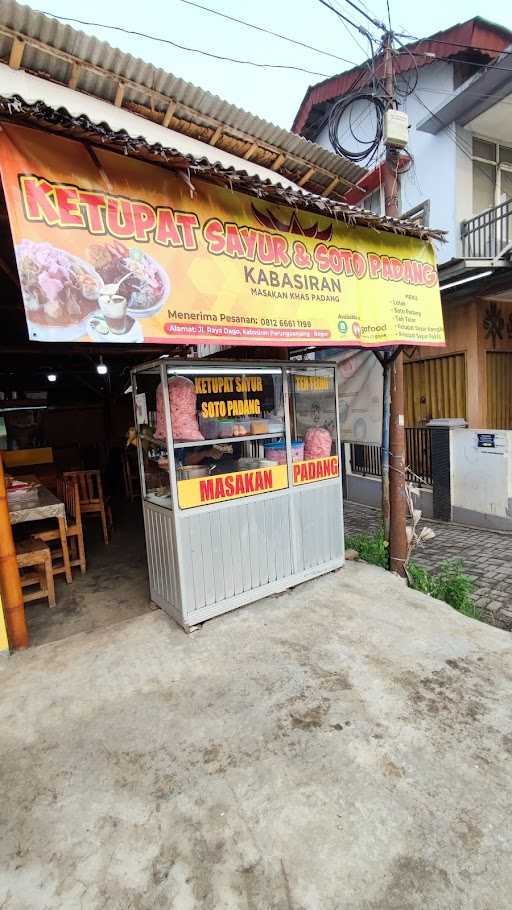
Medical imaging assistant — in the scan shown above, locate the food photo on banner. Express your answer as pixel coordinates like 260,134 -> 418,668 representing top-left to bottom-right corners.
0,123 -> 444,349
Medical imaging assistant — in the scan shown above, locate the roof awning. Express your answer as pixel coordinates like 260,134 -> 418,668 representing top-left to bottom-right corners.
418,45 -> 512,134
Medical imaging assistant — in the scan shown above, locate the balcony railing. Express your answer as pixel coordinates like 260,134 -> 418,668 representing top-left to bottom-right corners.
461,198 -> 512,259
347,427 -> 433,487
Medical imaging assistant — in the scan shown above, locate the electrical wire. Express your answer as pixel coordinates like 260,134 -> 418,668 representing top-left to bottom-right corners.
401,47 -> 512,77
386,0 -> 392,31
329,2 -> 376,60
316,0 -> 379,57
414,82 -> 512,109
36,9 -> 332,77
328,92 -> 386,163
404,36 -> 512,56
176,0 -> 359,67
393,42 -> 419,97
339,0 -> 386,31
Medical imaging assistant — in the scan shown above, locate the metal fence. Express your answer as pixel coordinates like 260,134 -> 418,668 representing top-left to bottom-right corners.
347,427 -> 432,487
461,199 -> 512,259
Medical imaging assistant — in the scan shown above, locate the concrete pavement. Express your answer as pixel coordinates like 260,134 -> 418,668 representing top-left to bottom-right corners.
1,562 -> 512,909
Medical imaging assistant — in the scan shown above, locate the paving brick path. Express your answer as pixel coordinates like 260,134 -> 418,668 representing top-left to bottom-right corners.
343,501 -> 512,630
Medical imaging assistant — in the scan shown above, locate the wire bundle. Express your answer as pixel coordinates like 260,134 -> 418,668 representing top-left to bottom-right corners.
328,92 -> 386,164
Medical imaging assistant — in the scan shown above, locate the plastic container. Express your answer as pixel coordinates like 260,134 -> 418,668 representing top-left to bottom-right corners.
198,416 -> 220,439
264,440 -> 304,464
237,457 -> 261,470
238,457 -> 276,471
232,419 -> 251,436
217,419 -> 236,438
250,419 -> 268,434
264,414 -> 284,434
198,417 -> 240,438
176,465 -> 210,480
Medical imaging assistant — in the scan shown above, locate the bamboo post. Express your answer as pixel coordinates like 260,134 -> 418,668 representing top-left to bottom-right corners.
0,453 -> 28,649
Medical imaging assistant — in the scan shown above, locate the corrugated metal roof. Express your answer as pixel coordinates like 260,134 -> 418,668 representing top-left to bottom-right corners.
0,1 -> 366,193
0,93 -> 445,243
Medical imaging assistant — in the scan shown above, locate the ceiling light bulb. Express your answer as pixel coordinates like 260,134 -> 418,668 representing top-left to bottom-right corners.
47,373 -> 57,382
96,358 -> 108,375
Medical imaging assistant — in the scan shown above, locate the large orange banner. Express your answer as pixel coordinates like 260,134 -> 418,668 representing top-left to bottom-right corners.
0,124 -> 444,347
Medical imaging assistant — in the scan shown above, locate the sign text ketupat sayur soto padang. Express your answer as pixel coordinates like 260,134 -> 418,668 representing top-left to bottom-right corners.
0,124 -> 445,347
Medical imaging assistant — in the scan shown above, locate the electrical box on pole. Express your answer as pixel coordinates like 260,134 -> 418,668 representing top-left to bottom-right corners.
383,109 -> 409,149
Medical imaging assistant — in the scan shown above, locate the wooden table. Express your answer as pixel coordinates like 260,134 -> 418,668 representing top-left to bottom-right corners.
8,483 -> 72,584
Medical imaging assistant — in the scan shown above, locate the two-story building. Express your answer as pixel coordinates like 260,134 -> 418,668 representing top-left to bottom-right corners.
293,17 -> 512,430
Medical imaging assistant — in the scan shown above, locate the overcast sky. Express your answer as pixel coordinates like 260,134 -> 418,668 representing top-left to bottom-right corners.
39,0 -> 512,129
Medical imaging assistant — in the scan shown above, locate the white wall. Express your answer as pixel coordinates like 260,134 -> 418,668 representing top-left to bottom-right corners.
451,428 -> 512,529
315,61 -> 462,263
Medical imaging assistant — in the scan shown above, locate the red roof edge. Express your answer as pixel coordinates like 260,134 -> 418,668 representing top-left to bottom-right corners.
292,17 -> 512,136
342,155 -> 410,205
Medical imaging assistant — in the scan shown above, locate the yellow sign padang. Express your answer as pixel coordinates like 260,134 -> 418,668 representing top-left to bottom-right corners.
293,456 -> 339,486
177,464 -> 288,509
0,124 -> 445,349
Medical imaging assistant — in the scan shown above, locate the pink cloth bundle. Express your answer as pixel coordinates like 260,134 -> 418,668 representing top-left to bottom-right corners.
155,377 -> 204,441
303,427 -> 332,459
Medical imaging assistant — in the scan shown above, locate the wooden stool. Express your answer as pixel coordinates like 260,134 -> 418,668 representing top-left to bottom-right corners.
16,539 -> 56,608
32,477 -> 86,576
64,470 -> 112,545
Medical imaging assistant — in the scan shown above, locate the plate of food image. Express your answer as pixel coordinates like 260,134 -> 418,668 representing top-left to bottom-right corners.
88,241 -> 170,318
16,240 -> 101,341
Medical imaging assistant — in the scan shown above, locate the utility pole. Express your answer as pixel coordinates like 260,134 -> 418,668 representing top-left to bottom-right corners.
382,31 -> 408,575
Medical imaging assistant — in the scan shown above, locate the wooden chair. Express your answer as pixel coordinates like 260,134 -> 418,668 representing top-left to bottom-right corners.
63,469 -> 112,545
16,539 -> 56,608
32,477 -> 86,576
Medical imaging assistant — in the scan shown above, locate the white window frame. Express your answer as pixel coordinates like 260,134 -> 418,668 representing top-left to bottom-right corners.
472,136 -> 512,211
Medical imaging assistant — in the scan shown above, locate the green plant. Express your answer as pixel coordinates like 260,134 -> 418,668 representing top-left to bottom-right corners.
345,529 -> 388,569
407,559 -> 481,620
406,562 -> 435,595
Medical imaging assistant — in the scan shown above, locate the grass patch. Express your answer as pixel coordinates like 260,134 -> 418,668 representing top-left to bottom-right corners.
407,559 -> 481,620
345,528 -> 388,569
346,530 -> 481,621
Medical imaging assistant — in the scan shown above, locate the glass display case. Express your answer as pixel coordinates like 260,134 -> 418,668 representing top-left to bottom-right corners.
132,359 -> 344,630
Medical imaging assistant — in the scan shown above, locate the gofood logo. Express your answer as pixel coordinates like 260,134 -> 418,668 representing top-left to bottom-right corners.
351,321 -> 361,339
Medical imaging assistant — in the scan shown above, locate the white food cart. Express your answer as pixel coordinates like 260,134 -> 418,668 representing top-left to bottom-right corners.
132,358 -> 344,630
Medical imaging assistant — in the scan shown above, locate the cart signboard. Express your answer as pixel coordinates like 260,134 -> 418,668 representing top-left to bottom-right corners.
131,361 -> 344,631
177,463 -> 288,509
0,124 -> 444,348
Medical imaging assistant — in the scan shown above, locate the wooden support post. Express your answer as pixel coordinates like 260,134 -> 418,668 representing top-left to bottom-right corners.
209,125 -> 223,146
271,153 -> 286,171
9,37 -> 25,69
243,142 -> 258,160
324,176 -> 340,197
298,166 -> 316,187
68,62 -> 81,89
114,82 -> 125,108
0,454 -> 28,649
162,100 -> 177,127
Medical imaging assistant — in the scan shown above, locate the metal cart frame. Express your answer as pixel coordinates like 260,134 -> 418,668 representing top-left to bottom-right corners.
131,358 -> 344,631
